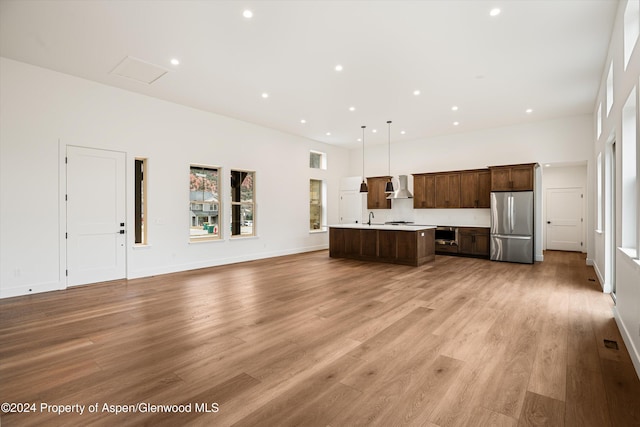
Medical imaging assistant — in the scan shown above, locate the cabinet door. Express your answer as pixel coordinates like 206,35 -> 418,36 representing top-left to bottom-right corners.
457,231 -> 474,254
460,172 -> 478,208
378,230 -> 397,260
510,165 -> 534,191
413,175 -> 425,209
396,231 -> 417,263
490,167 -> 512,191
474,233 -> 490,256
343,229 -> 361,256
329,228 -> 345,256
413,174 -> 436,208
477,170 -> 491,208
435,173 -> 460,208
448,173 -> 461,208
367,177 -> 391,209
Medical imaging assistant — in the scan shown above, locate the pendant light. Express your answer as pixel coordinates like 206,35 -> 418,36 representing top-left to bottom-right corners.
359,125 -> 368,193
384,120 -> 394,193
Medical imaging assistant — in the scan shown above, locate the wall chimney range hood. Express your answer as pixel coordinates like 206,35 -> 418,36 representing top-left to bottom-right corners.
387,175 -> 413,199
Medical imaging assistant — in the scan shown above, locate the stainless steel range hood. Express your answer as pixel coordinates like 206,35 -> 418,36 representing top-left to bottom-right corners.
387,175 -> 413,199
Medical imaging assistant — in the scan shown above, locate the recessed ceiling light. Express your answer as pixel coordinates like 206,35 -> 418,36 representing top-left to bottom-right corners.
335,64 -> 343,72
349,106 -> 355,111
357,138 -> 362,142
400,130 -> 406,135
261,92 -> 269,99
243,10 -> 253,18
372,129 -> 377,133
170,58 -> 180,66
451,106 -> 459,111
453,121 -> 460,126
526,108 -> 533,113
413,90 -> 421,96
545,164 -> 552,167
326,132 -> 331,136
300,119 -> 306,124
489,8 -> 501,17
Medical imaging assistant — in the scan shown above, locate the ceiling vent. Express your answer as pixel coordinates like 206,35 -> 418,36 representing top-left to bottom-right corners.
110,56 -> 169,84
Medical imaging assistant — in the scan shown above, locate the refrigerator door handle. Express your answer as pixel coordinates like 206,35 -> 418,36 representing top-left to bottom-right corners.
493,234 -> 532,240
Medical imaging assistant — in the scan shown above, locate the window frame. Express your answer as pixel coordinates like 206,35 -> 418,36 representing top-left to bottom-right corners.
189,164 -> 222,242
134,158 -> 147,245
309,178 -> 326,232
230,169 -> 256,238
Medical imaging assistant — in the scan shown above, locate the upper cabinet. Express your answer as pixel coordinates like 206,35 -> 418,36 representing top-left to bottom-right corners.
413,174 -> 436,209
366,176 -> 392,209
413,172 -> 461,209
435,172 -> 460,208
460,169 -> 491,208
489,163 -> 536,191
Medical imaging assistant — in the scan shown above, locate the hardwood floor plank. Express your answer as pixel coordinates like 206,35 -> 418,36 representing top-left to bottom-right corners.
517,391 -> 564,427
0,250 -> 637,427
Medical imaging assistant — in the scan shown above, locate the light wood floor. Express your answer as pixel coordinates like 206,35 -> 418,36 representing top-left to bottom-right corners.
1,250 -> 639,426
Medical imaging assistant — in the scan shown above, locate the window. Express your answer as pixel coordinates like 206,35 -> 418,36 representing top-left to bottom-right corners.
310,179 -> 325,231
597,152 -> 603,232
597,103 -> 602,140
190,165 -> 220,241
134,158 -> 147,245
310,150 -> 327,170
606,62 -> 614,116
621,88 -> 637,254
624,0 -> 640,70
230,170 -> 255,237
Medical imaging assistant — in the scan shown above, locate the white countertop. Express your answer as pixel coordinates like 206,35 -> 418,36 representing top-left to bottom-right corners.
329,224 -> 436,231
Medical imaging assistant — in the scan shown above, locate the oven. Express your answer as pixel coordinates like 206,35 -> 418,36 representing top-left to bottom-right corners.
435,226 -> 458,252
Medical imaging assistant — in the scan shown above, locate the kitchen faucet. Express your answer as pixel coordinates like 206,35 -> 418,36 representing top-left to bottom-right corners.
368,212 -> 374,225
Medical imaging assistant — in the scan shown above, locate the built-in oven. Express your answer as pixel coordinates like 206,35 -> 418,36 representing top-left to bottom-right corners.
435,226 -> 458,253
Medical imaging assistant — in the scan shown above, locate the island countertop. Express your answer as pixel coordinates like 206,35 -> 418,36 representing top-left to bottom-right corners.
328,224 -> 436,232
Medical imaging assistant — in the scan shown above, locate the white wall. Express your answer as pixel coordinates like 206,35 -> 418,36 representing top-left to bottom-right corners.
593,0 -> 640,378
0,57 -> 349,298
348,114 -> 594,263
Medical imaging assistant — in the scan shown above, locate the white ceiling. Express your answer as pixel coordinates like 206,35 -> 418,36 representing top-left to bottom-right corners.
0,0 -> 618,148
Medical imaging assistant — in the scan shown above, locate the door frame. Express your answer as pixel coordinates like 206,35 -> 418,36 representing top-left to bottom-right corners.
59,142 -> 128,287
544,186 -> 585,252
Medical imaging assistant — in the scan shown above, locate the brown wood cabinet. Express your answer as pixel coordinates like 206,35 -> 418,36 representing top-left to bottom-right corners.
329,227 -> 435,266
489,164 -> 536,191
412,174 -> 436,209
435,173 -> 461,208
457,227 -> 490,257
366,176 -> 392,209
460,169 -> 491,208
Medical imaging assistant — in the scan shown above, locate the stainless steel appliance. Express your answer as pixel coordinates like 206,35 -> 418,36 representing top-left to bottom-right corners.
490,191 -> 534,263
435,226 -> 458,254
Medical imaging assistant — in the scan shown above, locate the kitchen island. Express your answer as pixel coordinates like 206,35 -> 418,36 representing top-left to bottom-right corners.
329,224 -> 436,266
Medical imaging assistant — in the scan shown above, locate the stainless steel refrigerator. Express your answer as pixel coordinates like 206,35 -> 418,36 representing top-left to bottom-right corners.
490,191 -> 534,264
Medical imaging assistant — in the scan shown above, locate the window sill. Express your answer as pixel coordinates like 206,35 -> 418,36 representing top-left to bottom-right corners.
189,238 -> 224,244
230,235 -> 259,240
133,244 -> 152,250
618,247 -> 638,260
309,229 -> 327,234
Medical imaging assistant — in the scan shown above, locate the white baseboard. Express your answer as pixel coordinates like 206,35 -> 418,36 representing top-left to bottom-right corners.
614,307 -> 640,380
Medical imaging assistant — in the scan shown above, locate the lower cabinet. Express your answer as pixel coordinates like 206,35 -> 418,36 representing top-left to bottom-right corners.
329,227 -> 435,266
457,227 -> 490,258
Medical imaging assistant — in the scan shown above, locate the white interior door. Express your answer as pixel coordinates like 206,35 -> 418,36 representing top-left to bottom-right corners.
67,146 -> 126,286
545,187 -> 583,252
